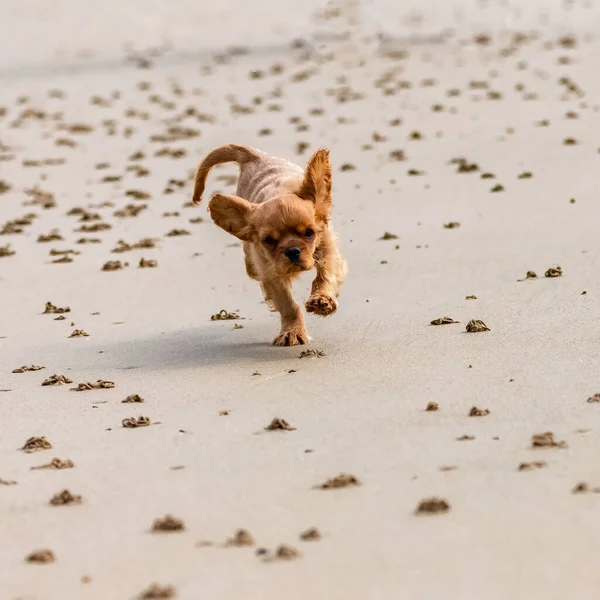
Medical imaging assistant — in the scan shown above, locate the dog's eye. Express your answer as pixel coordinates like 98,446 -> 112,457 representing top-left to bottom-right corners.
304,228 -> 314,239
264,236 -> 277,247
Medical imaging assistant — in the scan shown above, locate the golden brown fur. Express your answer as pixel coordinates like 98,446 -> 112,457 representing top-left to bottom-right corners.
193,144 -> 347,346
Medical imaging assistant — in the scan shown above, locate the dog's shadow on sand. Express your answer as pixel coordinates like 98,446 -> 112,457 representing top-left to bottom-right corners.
96,326 -> 299,372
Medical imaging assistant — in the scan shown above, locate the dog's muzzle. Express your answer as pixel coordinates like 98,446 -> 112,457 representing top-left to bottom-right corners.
284,247 -> 301,263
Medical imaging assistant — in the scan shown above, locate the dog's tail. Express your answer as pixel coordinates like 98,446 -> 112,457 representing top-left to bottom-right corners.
192,144 -> 260,205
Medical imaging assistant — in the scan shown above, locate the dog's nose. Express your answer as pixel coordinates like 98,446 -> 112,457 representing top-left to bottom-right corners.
284,247 -> 301,263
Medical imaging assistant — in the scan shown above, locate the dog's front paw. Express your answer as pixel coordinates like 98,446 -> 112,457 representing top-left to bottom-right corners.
306,294 -> 338,317
273,329 -> 309,347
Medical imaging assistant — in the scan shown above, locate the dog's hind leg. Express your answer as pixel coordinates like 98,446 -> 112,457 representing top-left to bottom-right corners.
244,244 -> 276,312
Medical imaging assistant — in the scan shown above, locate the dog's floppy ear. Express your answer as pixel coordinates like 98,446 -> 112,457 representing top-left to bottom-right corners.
297,148 -> 332,223
208,193 -> 255,241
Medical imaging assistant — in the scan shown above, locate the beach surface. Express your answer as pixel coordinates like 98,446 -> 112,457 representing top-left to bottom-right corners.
2,1 -> 600,599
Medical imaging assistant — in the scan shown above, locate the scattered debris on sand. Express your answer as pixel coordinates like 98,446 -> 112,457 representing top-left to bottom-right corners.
49,489 -> 82,505
138,583 -> 176,599
43,301 -> 70,314
50,248 -> 79,258
466,319 -> 489,332
211,309 -> 241,321
443,221 -> 460,229
572,482 -> 600,494
68,329 -> 89,338
165,228 -> 190,237
0,477 -> 17,485
225,529 -> 254,547
42,374 -> 72,386
260,544 -> 302,561
125,189 -> 151,200
152,515 -> 185,532
51,255 -> 73,264
22,436 -> 52,453
545,266 -> 563,278
114,205 -> 144,219
12,365 -> 45,373
112,238 -> 155,253
122,416 -> 151,428
317,473 -> 360,490
275,544 -> 301,560
451,157 -> 479,173
31,458 -> 74,470
586,393 -> 600,403
517,270 -> 538,281
122,394 -> 144,403
72,380 -> 114,391
300,527 -> 321,541
139,258 -> 157,268
518,461 -> 547,471
26,549 -> 55,564
299,349 -> 326,358
415,497 -> 450,515
102,260 -> 126,271
265,418 -> 296,431
426,402 -> 439,412
469,406 -> 490,417
0,244 -> 15,257
531,431 -> 568,449
430,316 -> 458,325
379,231 -> 398,240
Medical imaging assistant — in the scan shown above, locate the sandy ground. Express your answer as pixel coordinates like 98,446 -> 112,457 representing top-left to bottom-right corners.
2,1 -> 600,599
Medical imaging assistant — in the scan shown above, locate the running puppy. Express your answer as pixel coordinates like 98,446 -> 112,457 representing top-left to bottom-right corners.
193,144 -> 347,346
